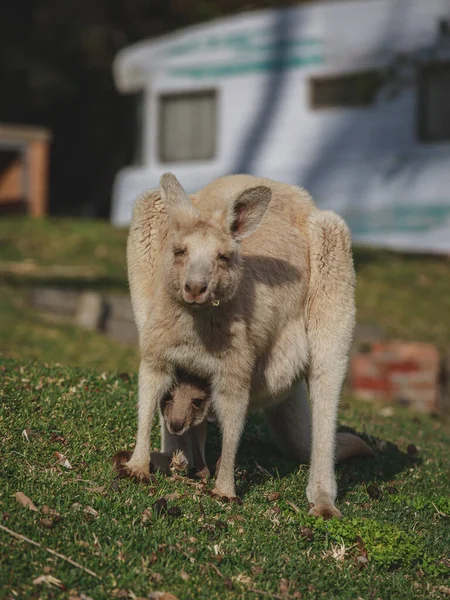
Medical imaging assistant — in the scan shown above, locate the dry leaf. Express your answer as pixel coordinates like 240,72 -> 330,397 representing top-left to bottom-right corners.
54,451 -> 73,469
286,500 -> 301,513
148,594 -> 179,600
153,497 -> 168,517
367,484 -> 381,500
170,450 -> 189,473
33,575 -> 64,588
87,486 -> 105,494
141,508 -> 152,524
265,492 -> 281,502
15,492 -> 38,512
355,535 -> 367,558
435,587 -> 450,597
83,506 -> 99,518
167,506 -> 182,519
211,554 -> 223,563
111,589 -> 129,598
235,573 -> 252,586
39,518 -> 56,529
299,527 -> 314,541
279,578 -> 290,596
22,429 -> 30,442
179,570 -> 190,582
165,492 -> 180,501
356,555 -> 369,568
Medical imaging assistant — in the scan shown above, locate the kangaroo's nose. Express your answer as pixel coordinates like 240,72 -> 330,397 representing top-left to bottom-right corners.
185,281 -> 208,297
170,420 -> 185,433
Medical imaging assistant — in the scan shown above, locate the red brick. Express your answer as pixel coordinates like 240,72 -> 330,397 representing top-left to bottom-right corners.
352,376 -> 392,393
349,339 -> 440,413
387,361 -> 420,373
351,355 -> 380,379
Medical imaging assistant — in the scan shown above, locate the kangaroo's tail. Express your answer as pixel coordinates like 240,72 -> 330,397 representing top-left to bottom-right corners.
336,432 -> 375,462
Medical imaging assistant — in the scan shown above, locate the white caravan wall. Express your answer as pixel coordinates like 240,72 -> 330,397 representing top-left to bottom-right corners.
111,0 -> 450,254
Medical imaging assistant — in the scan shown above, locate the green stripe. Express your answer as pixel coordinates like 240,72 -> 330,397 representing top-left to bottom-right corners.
167,35 -> 323,57
344,205 -> 450,235
167,54 -> 324,78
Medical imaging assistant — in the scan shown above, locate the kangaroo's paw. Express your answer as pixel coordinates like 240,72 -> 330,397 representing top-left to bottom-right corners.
195,466 -> 211,480
308,503 -> 342,520
210,486 -> 242,504
112,450 -> 155,484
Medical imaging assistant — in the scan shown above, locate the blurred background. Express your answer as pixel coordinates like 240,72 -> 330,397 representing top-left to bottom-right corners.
1,0 -> 449,414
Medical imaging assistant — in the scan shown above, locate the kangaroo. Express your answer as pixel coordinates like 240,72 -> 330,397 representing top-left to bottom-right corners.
159,371 -> 213,479
115,373 -> 373,481
161,375 -> 373,471
119,173 -> 359,518
114,372 -> 213,479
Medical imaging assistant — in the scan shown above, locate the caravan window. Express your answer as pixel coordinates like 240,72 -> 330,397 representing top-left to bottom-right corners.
158,90 -> 217,162
418,63 -> 450,143
310,71 -> 381,109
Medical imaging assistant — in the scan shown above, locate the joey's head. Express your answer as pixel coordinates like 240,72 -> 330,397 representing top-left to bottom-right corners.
160,374 -> 211,435
159,173 -> 272,308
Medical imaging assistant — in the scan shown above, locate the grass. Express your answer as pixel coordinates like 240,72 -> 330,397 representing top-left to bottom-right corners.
1,356 -> 449,599
0,285 -> 139,373
0,217 -> 128,286
0,217 -> 449,597
354,248 -> 450,352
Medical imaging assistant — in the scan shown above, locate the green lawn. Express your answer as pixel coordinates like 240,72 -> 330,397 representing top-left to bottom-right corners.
0,217 -> 128,286
1,356 -> 449,599
0,217 -> 450,598
0,285 -> 139,373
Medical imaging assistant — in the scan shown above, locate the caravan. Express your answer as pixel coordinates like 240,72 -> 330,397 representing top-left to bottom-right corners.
111,0 -> 450,254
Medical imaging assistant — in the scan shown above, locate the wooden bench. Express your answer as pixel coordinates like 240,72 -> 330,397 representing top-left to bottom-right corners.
0,123 -> 51,217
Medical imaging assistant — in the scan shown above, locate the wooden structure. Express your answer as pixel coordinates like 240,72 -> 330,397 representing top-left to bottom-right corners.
0,123 -> 51,217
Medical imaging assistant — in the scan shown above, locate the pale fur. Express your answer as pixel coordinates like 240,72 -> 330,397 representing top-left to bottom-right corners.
124,173 -> 358,518
159,372 -> 213,478
160,375 -> 373,476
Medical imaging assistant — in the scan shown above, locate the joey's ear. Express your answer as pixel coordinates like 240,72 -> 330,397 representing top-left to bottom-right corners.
229,186 -> 272,240
159,173 -> 193,214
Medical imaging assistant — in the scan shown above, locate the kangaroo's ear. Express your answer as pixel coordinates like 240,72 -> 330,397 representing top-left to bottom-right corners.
229,186 -> 272,241
159,173 -> 194,215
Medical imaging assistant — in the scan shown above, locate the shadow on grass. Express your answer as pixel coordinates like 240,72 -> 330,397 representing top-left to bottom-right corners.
204,412 -> 414,500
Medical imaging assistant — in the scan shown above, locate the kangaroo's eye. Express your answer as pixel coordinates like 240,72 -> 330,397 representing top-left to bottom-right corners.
161,393 -> 173,408
218,253 -> 231,263
192,398 -> 203,408
174,248 -> 186,257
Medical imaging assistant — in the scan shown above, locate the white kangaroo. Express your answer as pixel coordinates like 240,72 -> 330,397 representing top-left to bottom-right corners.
121,173 -> 358,518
